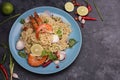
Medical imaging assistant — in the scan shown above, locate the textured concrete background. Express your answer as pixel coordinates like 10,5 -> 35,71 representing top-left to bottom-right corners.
0,0 -> 120,80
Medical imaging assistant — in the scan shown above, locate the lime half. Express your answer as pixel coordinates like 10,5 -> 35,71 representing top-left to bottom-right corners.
30,44 -> 43,56
64,2 -> 74,12
77,6 -> 88,16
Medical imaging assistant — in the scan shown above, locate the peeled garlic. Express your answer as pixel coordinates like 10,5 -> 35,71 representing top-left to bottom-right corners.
16,39 -> 25,50
12,73 -> 19,79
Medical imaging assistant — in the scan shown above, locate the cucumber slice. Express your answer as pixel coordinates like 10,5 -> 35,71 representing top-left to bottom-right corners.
77,6 -> 88,16
64,2 -> 74,12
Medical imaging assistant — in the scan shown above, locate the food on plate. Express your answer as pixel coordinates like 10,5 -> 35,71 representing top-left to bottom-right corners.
16,11 -> 76,67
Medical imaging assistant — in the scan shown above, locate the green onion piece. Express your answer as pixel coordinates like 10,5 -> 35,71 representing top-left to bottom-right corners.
0,13 -> 21,26
93,0 -> 104,21
9,55 -> 14,80
18,51 -> 26,58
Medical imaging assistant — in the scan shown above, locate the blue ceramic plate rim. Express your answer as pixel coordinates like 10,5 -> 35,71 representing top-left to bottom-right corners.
9,6 -> 82,74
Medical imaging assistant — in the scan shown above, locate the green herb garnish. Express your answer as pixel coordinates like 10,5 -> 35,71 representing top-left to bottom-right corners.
48,52 -> 57,61
41,50 -> 57,61
20,18 -> 25,24
18,51 -> 26,58
68,39 -> 77,48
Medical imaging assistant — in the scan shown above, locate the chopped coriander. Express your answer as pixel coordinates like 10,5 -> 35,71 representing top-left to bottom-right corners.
20,18 -> 25,24
48,52 -> 57,61
41,50 -> 48,57
41,50 -> 57,61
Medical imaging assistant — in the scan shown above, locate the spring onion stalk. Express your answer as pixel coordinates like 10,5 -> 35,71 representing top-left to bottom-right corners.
0,13 -> 20,26
93,0 -> 104,21
9,55 -> 14,80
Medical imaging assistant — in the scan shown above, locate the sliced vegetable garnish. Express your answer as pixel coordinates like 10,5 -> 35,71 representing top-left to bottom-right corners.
20,18 -> 25,24
68,38 -> 77,48
30,44 -> 43,56
77,6 -> 88,16
18,51 -> 26,58
64,2 -> 74,12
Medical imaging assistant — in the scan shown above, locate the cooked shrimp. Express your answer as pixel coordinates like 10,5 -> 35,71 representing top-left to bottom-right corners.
29,15 -> 38,30
34,12 -> 42,25
28,54 -> 47,67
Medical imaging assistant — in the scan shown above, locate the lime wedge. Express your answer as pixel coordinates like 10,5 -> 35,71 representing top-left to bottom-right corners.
77,6 -> 88,16
64,2 -> 74,12
30,44 -> 43,56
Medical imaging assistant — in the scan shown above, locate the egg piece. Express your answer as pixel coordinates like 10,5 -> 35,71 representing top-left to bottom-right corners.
54,60 -> 60,65
16,40 -> 25,50
52,35 -> 59,43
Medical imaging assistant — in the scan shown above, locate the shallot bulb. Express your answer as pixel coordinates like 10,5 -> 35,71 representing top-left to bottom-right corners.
16,39 -> 25,50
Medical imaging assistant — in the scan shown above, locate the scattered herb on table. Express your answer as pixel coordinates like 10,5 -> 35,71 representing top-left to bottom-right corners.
0,13 -> 21,26
93,0 -> 104,21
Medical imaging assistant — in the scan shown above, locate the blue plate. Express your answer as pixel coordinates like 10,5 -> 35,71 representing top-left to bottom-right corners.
9,6 -> 82,74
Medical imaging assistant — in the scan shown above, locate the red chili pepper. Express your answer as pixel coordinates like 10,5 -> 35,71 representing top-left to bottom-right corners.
42,60 -> 52,67
82,16 -> 97,21
0,64 -> 8,80
73,3 -> 80,6
87,5 -> 92,12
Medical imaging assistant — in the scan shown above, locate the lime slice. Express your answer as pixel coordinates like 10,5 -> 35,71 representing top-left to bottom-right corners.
77,6 -> 88,16
30,44 -> 43,56
64,2 -> 74,12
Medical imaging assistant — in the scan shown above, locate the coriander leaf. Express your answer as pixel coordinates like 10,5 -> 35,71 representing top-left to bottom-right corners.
68,39 -> 77,48
20,18 -> 25,24
48,52 -> 57,61
41,50 -> 48,57
18,51 -> 26,58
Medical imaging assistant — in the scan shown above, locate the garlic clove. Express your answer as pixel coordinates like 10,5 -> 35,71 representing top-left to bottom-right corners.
12,73 -> 19,79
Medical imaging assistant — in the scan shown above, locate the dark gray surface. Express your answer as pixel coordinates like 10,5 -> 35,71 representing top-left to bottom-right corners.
0,0 -> 120,80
